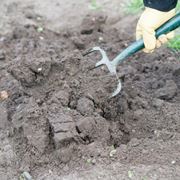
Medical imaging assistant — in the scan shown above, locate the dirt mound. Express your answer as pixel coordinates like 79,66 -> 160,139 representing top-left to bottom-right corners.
0,14 -> 180,179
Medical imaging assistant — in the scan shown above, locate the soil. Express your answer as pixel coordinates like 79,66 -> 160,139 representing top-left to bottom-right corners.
0,1 -> 180,180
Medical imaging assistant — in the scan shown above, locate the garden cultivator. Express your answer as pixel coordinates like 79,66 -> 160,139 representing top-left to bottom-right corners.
84,12 -> 180,98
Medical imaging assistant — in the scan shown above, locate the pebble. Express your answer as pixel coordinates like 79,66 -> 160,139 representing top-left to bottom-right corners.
98,36 -> 104,43
171,160 -> 176,164
48,170 -> 53,174
37,67 -> 42,72
91,159 -> 96,165
37,17 -> 41,21
0,90 -> 8,100
39,36 -> 44,40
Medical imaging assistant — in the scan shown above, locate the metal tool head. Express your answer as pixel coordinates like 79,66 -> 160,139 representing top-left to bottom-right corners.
84,47 -> 116,74
83,46 -> 122,98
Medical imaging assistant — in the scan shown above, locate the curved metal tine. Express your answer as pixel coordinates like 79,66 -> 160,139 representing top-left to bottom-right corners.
82,48 -> 97,56
95,57 -> 109,67
83,46 -> 112,70
110,79 -> 122,98
83,46 -> 122,98
95,59 -> 106,67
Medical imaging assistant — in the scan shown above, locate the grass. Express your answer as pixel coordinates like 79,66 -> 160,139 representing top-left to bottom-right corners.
124,0 -> 179,14
167,2 -> 180,51
177,2 -> 180,11
168,34 -> 180,52
124,0 -> 180,51
89,0 -> 102,10
124,0 -> 144,14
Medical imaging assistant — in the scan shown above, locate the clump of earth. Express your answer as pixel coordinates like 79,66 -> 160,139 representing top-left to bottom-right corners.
0,13 -> 180,179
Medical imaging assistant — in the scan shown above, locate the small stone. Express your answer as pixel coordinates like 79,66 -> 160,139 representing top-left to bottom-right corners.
37,16 -> 41,21
132,129 -> 136,133
37,67 -> 42,72
91,159 -> 96,165
98,36 -> 104,43
0,90 -> 8,100
39,36 -> 44,40
171,160 -> 176,164
48,170 -> 53,174
0,37 -> 5,42
154,130 -> 160,137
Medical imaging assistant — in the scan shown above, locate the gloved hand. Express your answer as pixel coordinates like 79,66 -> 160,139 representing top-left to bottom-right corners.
136,8 -> 176,53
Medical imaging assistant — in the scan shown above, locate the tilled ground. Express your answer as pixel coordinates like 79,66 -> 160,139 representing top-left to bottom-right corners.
0,13 -> 180,179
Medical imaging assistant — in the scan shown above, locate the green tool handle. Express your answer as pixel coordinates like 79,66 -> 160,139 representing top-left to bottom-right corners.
113,12 -> 180,67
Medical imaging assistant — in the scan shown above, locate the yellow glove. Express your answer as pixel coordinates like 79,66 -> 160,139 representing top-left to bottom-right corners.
136,8 -> 176,53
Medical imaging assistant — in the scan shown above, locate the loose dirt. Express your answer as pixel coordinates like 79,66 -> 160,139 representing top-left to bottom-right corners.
0,1 -> 180,180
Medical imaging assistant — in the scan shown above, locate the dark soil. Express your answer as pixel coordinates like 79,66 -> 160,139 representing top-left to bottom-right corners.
0,13 -> 180,179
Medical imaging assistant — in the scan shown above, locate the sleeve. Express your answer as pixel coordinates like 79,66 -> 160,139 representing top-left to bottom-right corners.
143,0 -> 178,12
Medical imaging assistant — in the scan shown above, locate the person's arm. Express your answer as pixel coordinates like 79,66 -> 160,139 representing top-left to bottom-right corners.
136,0 -> 178,53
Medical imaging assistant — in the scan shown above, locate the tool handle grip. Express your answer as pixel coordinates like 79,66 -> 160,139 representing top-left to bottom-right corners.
113,12 -> 180,66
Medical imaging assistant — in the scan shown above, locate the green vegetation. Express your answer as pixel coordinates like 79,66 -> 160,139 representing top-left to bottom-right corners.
177,2 -> 180,11
168,34 -> 180,52
128,170 -> 134,179
167,2 -> 180,51
37,26 -> 44,33
124,0 -> 144,14
89,0 -> 102,10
